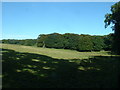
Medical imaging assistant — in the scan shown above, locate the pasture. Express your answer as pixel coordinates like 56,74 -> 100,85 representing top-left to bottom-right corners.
1,44 -> 112,59
1,44 -> 120,88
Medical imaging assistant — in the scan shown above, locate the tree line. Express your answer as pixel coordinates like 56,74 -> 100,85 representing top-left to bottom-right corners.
1,39 -> 37,46
1,33 -> 113,52
37,33 -> 113,51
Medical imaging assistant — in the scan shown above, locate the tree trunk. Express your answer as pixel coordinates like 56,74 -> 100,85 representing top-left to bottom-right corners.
42,41 -> 45,48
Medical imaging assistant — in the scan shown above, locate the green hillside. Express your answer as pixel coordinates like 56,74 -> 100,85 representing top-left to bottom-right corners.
1,44 -> 111,59
1,44 -> 120,88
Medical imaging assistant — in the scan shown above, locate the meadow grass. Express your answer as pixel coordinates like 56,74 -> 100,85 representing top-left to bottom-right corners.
1,44 -> 111,59
1,44 -> 120,88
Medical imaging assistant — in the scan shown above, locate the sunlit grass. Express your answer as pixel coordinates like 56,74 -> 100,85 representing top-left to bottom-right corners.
78,66 -> 101,71
78,66 -> 85,71
16,68 -> 37,74
32,59 -> 40,62
40,74 -> 45,77
1,44 -> 112,59
42,66 -> 51,70
27,65 -> 37,68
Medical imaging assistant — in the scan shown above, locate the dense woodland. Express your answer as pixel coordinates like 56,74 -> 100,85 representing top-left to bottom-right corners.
1,33 -> 113,52
37,33 -> 113,51
1,39 -> 37,46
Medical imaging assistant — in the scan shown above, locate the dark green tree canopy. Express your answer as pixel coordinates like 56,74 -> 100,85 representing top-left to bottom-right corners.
2,33 -> 113,52
104,1 -> 120,54
104,2 -> 120,28
36,33 -> 111,52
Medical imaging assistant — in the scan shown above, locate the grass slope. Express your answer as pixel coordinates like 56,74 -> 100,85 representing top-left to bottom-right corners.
1,44 -> 111,59
1,44 -> 120,88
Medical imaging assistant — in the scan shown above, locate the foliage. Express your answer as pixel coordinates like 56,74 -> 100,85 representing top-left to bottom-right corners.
2,39 -> 37,46
37,33 -> 112,51
77,35 -> 93,51
103,33 -> 114,51
104,1 -> 120,54
92,36 -> 105,51
1,32 -> 114,52
45,33 -> 65,49
37,34 -> 47,47
63,33 -> 79,50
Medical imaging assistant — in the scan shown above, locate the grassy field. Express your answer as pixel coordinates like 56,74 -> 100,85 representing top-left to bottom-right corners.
1,44 -> 112,59
1,44 -> 120,88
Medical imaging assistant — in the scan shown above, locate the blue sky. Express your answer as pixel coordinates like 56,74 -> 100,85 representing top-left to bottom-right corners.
2,2 -> 116,39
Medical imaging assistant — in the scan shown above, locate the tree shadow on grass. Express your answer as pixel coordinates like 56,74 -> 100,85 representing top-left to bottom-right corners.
1,48 -> 120,88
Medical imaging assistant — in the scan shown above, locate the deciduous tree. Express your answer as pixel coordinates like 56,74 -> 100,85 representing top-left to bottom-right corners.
104,1 -> 120,54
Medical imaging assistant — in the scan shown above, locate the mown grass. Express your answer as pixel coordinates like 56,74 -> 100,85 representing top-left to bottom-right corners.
1,44 -> 112,59
1,44 -> 120,88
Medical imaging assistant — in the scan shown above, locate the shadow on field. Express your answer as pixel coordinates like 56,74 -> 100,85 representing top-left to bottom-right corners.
1,48 -> 120,88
